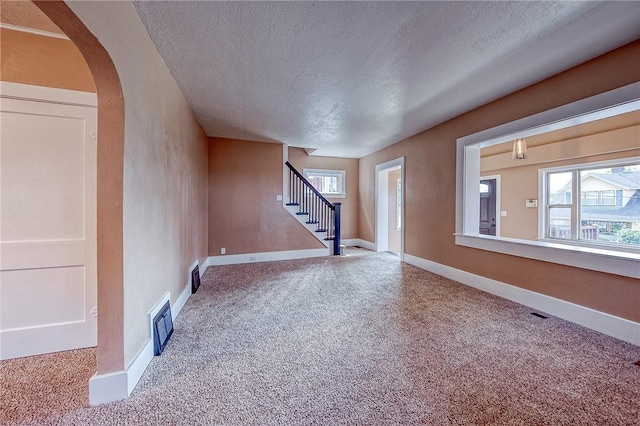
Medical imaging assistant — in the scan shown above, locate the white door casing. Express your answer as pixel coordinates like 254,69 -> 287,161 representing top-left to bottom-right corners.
375,157 -> 405,259
0,82 -> 97,360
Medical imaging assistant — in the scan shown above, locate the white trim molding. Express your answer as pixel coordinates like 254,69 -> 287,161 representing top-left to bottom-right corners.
0,81 -> 96,107
404,253 -> 640,346
88,371 -> 129,406
89,258 -> 209,405
208,248 -> 329,266
342,238 -> 376,252
375,157 -> 405,259
0,23 -> 70,40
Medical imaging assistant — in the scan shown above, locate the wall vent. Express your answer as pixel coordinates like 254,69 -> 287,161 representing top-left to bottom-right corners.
153,300 -> 173,355
191,265 -> 201,294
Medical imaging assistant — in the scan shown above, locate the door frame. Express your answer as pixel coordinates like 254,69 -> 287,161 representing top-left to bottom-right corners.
480,174 -> 501,237
375,157 -> 405,259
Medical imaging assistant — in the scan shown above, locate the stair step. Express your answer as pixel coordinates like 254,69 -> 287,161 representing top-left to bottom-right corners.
315,228 -> 327,233
324,237 -> 335,241
286,203 -> 299,206
296,212 -> 309,216
305,220 -> 318,224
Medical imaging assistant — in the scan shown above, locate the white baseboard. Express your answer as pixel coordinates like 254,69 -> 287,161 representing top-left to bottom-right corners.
342,238 -> 376,251
88,336 -> 153,405
89,258 -> 209,405
199,257 -> 209,275
208,248 -> 329,266
173,284 -> 191,319
88,370 -> 128,405
403,254 -> 640,346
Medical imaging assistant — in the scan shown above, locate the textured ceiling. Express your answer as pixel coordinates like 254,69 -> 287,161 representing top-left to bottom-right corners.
132,1 -> 640,158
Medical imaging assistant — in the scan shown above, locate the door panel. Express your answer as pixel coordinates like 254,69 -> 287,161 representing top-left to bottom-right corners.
0,85 -> 97,360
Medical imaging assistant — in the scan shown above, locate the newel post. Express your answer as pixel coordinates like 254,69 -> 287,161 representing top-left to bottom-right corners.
333,202 -> 342,255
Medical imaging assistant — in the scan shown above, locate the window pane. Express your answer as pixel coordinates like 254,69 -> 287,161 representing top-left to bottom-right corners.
308,175 -> 338,193
583,191 -> 599,205
549,207 -> 572,239
548,172 -> 572,204
580,165 -> 640,246
600,190 -> 615,206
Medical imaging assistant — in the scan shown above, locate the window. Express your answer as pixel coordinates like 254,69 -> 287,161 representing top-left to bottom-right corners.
542,160 -> 640,247
600,190 -> 616,206
582,191 -> 599,205
303,169 -> 346,197
455,82 -> 640,279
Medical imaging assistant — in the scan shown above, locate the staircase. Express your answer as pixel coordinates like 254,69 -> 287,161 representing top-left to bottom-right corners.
284,161 -> 341,255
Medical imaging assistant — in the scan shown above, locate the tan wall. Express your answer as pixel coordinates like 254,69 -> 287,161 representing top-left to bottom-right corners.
481,126 -> 640,240
388,170 -> 401,252
61,1 -> 209,366
359,40 -> 640,322
0,27 -> 95,92
288,148 -> 359,239
209,139 -> 325,256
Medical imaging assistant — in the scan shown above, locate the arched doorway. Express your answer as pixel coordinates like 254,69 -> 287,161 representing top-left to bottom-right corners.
29,0 -> 125,378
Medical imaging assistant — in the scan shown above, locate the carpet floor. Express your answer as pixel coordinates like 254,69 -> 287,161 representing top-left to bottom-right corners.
1,249 -> 638,425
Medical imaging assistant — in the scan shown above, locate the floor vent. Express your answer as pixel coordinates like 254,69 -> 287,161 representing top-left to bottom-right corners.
191,265 -> 201,294
530,312 -> 548,319
153,300 -> 173,355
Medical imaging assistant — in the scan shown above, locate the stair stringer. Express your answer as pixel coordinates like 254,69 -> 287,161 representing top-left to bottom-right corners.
283,204 -> 332,250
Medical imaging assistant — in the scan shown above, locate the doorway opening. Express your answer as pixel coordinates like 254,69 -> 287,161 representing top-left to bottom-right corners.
375,157 -> 405,259
479,175 -> 501,236
1,0 -> 126,410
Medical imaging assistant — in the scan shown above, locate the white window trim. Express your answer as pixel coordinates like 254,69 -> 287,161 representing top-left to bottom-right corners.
303,168 -> 346,198
537,156 -> 640,254
455,82 -> 640,279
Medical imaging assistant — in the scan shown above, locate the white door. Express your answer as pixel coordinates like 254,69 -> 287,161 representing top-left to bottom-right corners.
0,83 -> 97,360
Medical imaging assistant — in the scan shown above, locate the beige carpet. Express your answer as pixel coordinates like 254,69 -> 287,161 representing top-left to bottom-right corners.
1,249 -> 638,425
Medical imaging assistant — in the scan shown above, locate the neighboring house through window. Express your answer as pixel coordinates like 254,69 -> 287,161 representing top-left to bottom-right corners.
542,160 -> 640,247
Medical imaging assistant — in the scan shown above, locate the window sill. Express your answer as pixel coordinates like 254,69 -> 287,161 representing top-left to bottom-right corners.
454,234 -> 639,279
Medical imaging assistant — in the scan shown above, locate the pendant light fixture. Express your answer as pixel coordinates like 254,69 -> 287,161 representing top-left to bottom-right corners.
512,138 -> 527,160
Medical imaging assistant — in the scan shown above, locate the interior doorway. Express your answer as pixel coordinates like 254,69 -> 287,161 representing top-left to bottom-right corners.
3,0 -> 126,387
479,175 -> 501,236
375,157 -> 405,258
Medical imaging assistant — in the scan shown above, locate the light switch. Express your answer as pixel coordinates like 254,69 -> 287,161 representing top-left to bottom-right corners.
276,194 -> 283,201
500,211 -> 507,217
525,199 -> 538,208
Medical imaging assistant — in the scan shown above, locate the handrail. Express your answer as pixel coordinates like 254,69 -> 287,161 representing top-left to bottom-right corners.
285,161 -> 342,255
285,161 -> 334,209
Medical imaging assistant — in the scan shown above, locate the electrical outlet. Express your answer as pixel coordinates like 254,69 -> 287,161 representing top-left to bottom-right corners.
221,247 -> 226,255
276,194 -> 283,201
